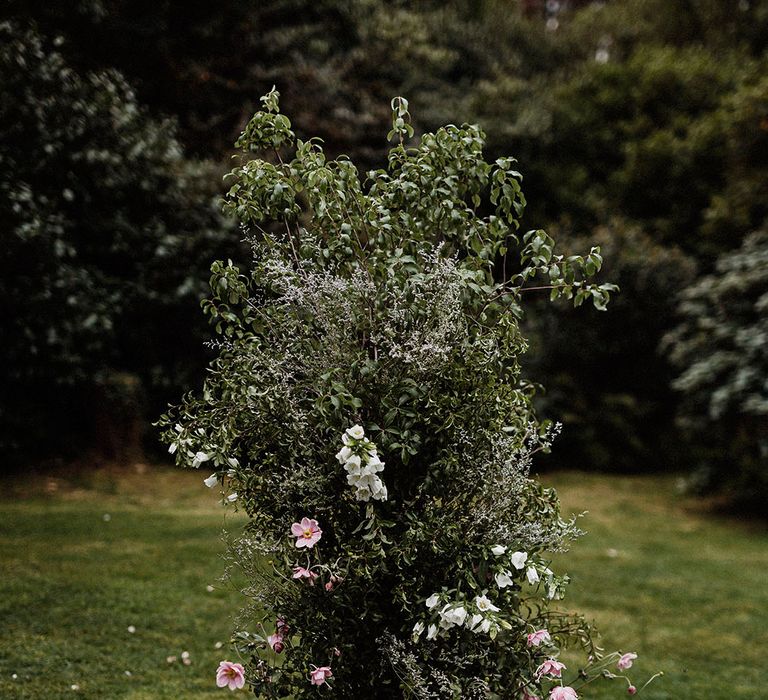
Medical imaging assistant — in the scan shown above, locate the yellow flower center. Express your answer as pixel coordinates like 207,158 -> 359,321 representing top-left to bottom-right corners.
303,529 -> 313,538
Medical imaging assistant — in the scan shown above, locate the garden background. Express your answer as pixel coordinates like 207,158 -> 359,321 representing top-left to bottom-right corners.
1,1 -> 766,697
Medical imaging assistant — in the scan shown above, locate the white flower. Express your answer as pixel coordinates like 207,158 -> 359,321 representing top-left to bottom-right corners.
340,427 -> 387,501
548,582 -> 559,600
475,594 -> 500,613
495,570 -> 514,588
425,593 -> 440,609
366,454 -> 385,472
467,613 -> 483,631
346,424 -> 365,440
479,618 -> 492,634
439,604 -> 467,628
345,454 -> 362,474
412,621 -> 425,638
526,567 -> 540,585
335,446 -> 352,464
491,545 -> 507,556
168,442 -> 178,454
192,451 -> 210,468
510,551 -> 528,570
427,624 -> 438,640
226,457 -> 239,468
226,492 -> 238,502
203,474 -> 218,488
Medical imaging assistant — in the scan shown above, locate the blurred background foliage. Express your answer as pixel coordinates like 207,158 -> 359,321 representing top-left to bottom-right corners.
2,0 -> 766,510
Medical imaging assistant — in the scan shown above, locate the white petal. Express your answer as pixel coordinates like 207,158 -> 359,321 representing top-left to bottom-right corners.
346,425 -> 365,440
510,551 -> 528,570
203,474 -> 218,488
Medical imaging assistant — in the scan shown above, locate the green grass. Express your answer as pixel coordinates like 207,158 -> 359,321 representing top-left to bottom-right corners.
0,467 -> 247,699
545,472 -> 768,700
0,468 -> 766,698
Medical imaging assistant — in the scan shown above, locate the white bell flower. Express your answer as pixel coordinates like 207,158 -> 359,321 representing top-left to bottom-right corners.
346,424 -> 365,440
510,551 -> 528,570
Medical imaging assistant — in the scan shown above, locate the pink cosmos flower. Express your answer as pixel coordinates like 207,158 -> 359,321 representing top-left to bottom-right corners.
536,659 -> 566,678
617,652 -> 638,670
292,566 -> 318,585
627,686 -> 637,695
527,629 -> 551,647
550,687 -> 578,700
291,518 -> 322,548
267,634 -> 284,654
309,665 -> 333,686
216,661 -> 245,690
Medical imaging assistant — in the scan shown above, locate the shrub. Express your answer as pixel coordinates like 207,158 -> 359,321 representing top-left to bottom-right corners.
663,226 -> 768,510
161,92 -> 654,697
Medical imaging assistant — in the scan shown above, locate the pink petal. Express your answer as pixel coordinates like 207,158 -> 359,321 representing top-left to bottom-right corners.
291,522 -> 304,536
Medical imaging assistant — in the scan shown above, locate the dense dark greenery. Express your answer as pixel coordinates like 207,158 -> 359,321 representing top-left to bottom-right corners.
4,1 -> 766,504
0,21 -> 243,463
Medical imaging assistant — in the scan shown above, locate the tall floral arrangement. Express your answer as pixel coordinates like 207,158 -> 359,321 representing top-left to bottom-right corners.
160,91 -> 656,698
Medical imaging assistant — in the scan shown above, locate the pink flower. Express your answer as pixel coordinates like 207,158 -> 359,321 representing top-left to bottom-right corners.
527,629 -> 551,647
292,566 -> 318,585
536,659 -> 566,678
309,665 -> 333,686
291,517 -> 322,548
276,617 -> 289,635
550,687 -> 578,700
617,652 -> 638,671
267,634 -> 284,654
216,661 -> 245,690
627,686 -> 637,695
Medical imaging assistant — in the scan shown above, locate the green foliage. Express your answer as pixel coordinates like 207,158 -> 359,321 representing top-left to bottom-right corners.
0,22 -> 240,462
664,227 -> 768,509
492,44 -> 766,259
526,224 -> 697,473
159,94 -> 641,697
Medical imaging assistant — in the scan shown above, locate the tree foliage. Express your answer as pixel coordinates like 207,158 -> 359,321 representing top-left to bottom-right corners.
664,227 -> 768,508
0,22 -> 240,461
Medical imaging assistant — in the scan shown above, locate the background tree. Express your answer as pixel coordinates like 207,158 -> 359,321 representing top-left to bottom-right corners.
0,22 -> 241,464
663,227 -> 768,509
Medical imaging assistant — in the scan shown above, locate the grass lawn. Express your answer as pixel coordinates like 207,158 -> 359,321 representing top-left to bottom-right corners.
0,467 -> 766,698
546,472 -> 768,700
0,466 -> 247,699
